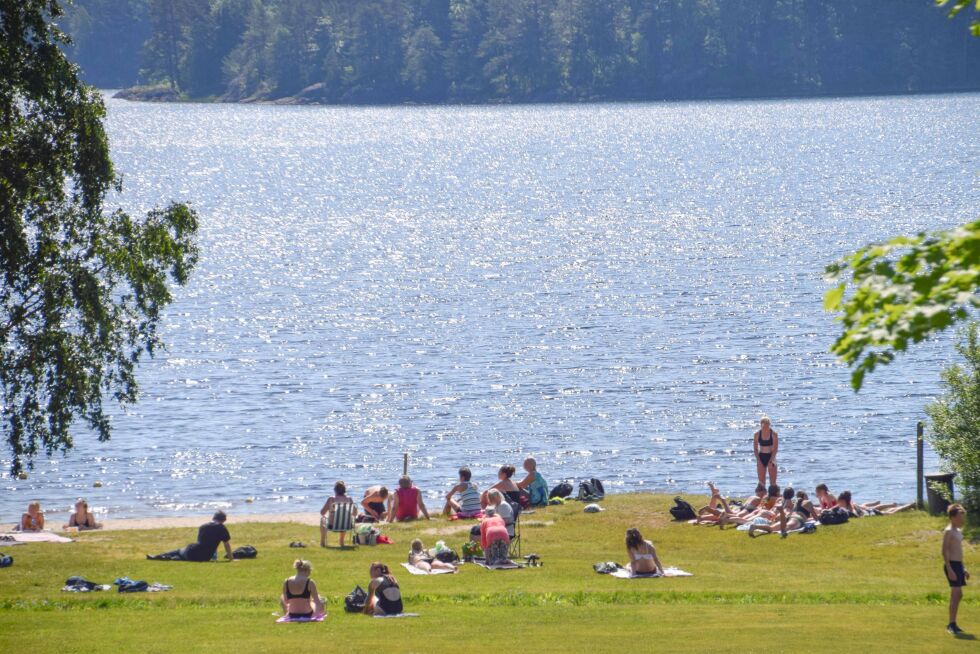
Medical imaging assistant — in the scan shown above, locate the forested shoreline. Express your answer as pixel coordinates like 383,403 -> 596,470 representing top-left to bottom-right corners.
64,0 -> 980,104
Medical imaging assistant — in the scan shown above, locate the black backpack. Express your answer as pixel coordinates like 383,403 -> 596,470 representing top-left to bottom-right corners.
818,507 -> 850,525
578,480 -> 604,501
344,585 -> 368,612
668,497 -> 697,521
232,545 -> 257,559
434,548 -> 459,563
549,482 -> 574,499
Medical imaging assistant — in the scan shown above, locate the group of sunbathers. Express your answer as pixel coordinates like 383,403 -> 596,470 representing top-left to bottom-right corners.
693,481 -> 914,536
15,499 -> 102,533
318,458 -> 549,548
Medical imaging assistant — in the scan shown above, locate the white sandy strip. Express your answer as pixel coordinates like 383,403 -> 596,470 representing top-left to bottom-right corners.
0,513 -> 321,533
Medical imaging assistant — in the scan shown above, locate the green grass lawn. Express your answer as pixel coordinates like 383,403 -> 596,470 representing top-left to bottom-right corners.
0,494 -> 976,653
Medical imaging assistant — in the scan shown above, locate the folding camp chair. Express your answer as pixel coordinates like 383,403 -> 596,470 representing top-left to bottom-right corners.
321,501 -> 357,547
507,501 -> 522,559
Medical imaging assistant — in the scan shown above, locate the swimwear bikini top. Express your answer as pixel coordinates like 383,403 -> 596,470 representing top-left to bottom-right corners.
285,579 -> 311,600
757,430 -> 775,447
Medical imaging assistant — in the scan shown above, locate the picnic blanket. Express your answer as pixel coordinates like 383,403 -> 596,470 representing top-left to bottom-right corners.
277,613 -> 326,623
400,562 -> 457,575
0,532 -> 73,544
609,566 -> 693,579
474,559 -> 522,570
373,613 -> 420,619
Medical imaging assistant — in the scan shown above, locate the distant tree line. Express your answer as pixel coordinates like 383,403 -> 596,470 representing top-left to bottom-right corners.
62,0 -> 980,103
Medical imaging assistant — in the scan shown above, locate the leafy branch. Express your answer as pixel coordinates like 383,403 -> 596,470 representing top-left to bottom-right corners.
936,0 -> 980,36
824,220 -> 980,390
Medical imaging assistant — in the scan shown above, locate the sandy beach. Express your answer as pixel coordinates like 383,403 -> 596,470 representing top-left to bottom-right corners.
1,512 -> 321,533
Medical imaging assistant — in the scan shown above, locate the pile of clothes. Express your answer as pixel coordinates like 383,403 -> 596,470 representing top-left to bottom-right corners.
61,575 -> 173,593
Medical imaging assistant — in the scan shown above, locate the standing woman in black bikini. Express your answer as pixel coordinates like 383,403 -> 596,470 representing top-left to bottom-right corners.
753,416 -> 778,487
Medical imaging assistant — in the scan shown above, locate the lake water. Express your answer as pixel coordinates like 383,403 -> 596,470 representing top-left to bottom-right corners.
3,93 -> 979,520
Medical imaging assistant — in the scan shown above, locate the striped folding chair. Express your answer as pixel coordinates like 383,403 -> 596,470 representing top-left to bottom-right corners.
321,501 -> 357,547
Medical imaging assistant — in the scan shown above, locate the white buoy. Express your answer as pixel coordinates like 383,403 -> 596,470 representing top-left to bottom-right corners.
93,480 -> 103,488
245,497 -> 254,503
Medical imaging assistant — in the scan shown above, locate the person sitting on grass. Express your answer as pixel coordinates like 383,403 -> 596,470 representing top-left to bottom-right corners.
739,484 -> 768,514
762,484 -> 781,510
836,491 -> 914,517
481,465 -> 521,508
408,539 -> 457,573
484,489 -> 515,537
19,501 -> 44,532
480,507 -> 511,566
516,457 -> 549,507
443,467 -> 483,518
320,480 -> 356,547
64,499 -> 101,531
360,486 -> 390,522
792,490 -> 818,523
626,528 -> 664,576
147,511 -> 233,562
280,559 -> 324,619
390,475 -> 430,522
364,562 -> 403,616
748,487 -> 803,537
815,484 -> 837,510
943,504 -> 970,636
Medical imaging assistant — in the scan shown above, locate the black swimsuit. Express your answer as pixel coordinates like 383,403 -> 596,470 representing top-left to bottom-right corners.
285,579 -> 313,618
756,430 -> 775,466
374,576 -> 403,615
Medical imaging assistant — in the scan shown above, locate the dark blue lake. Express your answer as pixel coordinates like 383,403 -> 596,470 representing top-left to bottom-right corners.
3,93 -> 978,519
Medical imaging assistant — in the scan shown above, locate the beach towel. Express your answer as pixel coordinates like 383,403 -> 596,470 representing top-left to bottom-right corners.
373,613 -> 420,619
474,559 -> 522,570
400,562 -> 457,575
609,566 -> 693,579
0,532 -> 73,543
736,517 -> 771,531
277,613 -> 326,623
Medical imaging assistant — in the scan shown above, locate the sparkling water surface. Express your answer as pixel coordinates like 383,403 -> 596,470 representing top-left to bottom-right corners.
3,94 -> 979,520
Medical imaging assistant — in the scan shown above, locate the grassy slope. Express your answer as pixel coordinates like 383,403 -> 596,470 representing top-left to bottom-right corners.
0,494 -> 976,653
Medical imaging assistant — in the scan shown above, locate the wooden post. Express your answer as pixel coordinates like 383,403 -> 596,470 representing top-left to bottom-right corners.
403,452 -> 409,476
916,422 -> 924,510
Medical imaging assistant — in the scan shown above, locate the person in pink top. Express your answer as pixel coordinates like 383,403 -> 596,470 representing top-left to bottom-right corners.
480,507 -> 511,565
815,484 -> 837,510
390,475 -> 431,522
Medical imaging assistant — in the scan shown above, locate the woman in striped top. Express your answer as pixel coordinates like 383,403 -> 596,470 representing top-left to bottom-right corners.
443,467 -> 483,518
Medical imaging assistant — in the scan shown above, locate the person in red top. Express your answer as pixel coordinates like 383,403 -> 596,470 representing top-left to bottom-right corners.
390,475 -> 431,522
815,484 -> 837,510
480,507 -> 510,565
